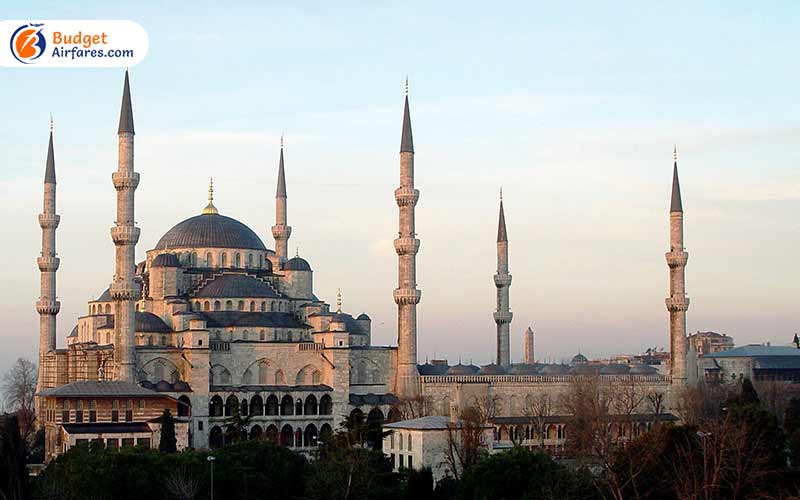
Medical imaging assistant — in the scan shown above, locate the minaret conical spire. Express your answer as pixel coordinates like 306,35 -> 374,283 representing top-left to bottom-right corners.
493,190 -> 512,367
670,146 -> 683,213
277,138 -> 287,197
497,191 -> 507,243
400,79 -> 414,153
117,70 -> 135,135
45,120 -> 56,184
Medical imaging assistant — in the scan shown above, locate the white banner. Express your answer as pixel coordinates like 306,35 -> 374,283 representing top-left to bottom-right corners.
0,20 -> 148,67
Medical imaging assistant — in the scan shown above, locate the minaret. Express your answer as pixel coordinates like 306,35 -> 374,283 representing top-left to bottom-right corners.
393,80 -> 421,398
665,147 -> 689,386
493,191 -> 512,368
111,70 -> 140,382
523,326 -> 535,364
272,136 -> 291,264
36,118 -> 60,393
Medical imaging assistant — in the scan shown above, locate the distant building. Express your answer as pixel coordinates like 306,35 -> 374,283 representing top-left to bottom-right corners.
688,331 -> 734,356
697,345 -> 800,383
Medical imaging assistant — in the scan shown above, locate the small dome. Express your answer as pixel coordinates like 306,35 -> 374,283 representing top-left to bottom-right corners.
479,364 -> 507,375
136,261 -> 147,274
282,257 -> 312,271
173,380 -> 189,391
135,312 -> 173,333
151,253 -> 180,268
417,363 -> 448,376
539,364 -> 569,375
508,363 -> 539,375
571,353 -> 589,365
447,364 -> 480,376
629,363 -> 658,375
600,364 -> 630,375
155,380 -> 172,391
356,313 -> 371,321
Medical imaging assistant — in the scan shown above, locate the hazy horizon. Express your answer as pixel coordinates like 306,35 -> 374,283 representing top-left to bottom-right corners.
1,2 -> 798,374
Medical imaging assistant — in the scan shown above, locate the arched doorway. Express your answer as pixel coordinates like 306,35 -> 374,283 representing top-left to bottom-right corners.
209,396 -> 223,417
387,406 -> 401,423
320,423 -> 333,444
319,395 -> 333,415
266,424 -> 279,443
367,407 -> 385,450
249,425 -> 263,440
304,424 -> 318,447
177,396 -> 191,417
209,425 -> 224,449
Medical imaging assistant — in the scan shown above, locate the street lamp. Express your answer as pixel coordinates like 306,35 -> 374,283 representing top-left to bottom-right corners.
207,455 -> 216,500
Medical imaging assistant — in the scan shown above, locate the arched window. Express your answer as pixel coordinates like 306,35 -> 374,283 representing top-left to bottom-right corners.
191,252 -> 197,266
221,253 -> 227,267
266,424 -> 279,443
295,398 -> 303,415
177,396 -> 191,417
225,300 -> 233,311
225,395 -> 239,417
105,304 -> 111,314
209,396 -> 223,417
304,395 -> 318,415
205,252 -> 213,267
280,424 -> 294,447
270,302 -> 276,312
209,426 -> 224,449
260,331 -> 265,341
250,395 -> 263,416
295,428 -> 303,447
154,362 -> 165,382
320,423 -> 333,443
399,433 -> 404,450
319,395 -> 333,415
234,253 -> 241,268
266,395 -> 279,416
204,301 -> 210,311
260,301 -> 266,312
259,255 -> 263,268
304,424 -> 318,447
275,370 -> 286,385
387,407 -> 402,423
280,395 -> 294,415
249,301 -> 255,312
241,399 -> 248,416
214,301 -> 221,311
312,370 -> 321,385
247,253 -> 253,268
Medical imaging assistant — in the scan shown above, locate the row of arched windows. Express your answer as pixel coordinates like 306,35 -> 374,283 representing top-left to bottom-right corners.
192,299 -> 289,313
89,303 -> 112,315
209,394 -> 333,417
209,422 -> 332,449
186,251 -> 268,270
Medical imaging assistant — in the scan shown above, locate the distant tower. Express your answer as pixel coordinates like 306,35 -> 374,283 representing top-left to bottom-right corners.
494,192 -> 512,368
111,70 -> 140,382
36,119 -> 60,393
523,326 -> 535,364
665,147 -> 689,385
272,136 -> 291,264
393,80 -> 421,398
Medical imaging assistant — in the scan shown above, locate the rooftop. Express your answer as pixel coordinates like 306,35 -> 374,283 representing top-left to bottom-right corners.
705,345 -> 800,358
38,381 -> 165,398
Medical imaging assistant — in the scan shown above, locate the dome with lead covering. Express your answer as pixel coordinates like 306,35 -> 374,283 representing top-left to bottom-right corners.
151,253 -> 180,267
282,256 -> 312,271
154,213 -> 267,251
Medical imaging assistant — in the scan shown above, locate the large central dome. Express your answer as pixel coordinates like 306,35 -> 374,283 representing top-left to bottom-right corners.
154,213 -> 267,251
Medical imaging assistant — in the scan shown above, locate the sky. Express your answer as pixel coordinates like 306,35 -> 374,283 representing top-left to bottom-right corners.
1,1 -> 798,374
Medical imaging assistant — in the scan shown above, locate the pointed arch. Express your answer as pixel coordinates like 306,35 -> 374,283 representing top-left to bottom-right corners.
295,364 -> 322,385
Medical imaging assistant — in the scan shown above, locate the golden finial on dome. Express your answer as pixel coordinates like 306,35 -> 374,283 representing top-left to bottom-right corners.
202,177 -> 219,215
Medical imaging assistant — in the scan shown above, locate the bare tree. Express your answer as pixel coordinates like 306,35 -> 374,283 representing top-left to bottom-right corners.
443,405 -> 489,481
2,358 -> 37,443
523,393 -> 554,449
164,467 -> 200,500
646,390 -> 664,416
393,394 -> 432,420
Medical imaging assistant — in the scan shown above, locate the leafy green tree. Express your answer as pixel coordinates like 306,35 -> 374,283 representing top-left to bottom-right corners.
404,467 -> 433,499
458,447 -> 600,500
158,409 -> 177,453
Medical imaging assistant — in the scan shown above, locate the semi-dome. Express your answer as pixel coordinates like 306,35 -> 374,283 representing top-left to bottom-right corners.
154,213 -> 267,251
629,363 -> 658,375
479,364 -> 507,375
599,364 -> 630,375
282,256 -> 312,271
508,363 -> 539,375
539,364 -> 569,375
447,363 -> 480,376
194,274 -> 280,299
151,253 -> 180,267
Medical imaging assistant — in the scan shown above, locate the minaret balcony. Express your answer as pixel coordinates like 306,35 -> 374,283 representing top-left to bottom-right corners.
494,274 -> 512,287
395,187 -> 420,207
393,288 -> 422,305
37,256 -> 60,272
665,251 -> 688,268
110,226 -> 141,245
493,311 -> 513,323
36,299 -> 61,314
38,213 -> 60,229
110,282 -> 140,300
394,237 -> 420,255
112,171 -> 140,190
271,225 -> 292,239
665,296 -> 690,312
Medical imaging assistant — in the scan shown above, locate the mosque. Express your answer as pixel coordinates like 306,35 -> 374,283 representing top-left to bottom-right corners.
34,72 -> 687,460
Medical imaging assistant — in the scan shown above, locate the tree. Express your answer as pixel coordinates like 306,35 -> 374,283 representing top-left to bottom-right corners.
443,405 -> 490,481
163,467 -> 199,500
158,409 -> 177,453
458,447 -> 600,500
404,467 -> 433,499
0,415 -> 31,500
523,393 -> 554,449
2,358 -> 37,443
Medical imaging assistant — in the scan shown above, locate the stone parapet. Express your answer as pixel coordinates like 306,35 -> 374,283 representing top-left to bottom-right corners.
37,256 -> 60,272
493,273 -> 512,287
36,299 -> 61,315
393,237 -> 420,256
394,187 -> 419,207
110,226 -> 141,245
665,296 -> 690,312
393,288 -> 422,305
493,311 -> 513,323
665,251 -> 688,268
38,214 -> 60,229
111,171 -> 140,190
